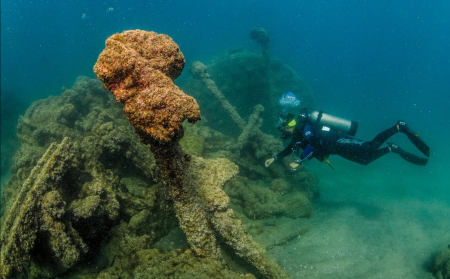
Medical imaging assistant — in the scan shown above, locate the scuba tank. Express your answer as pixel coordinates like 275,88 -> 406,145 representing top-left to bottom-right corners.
299,108 -> 358,136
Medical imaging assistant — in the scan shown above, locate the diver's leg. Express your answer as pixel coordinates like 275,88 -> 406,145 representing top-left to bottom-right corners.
396,120 -> 430,157
369,125 -> 399,149
368,121 -> 429,157
368,147 -> 391,163
334,136 -> 376,165
346,147 -> 391,165
387,142 -> 428,166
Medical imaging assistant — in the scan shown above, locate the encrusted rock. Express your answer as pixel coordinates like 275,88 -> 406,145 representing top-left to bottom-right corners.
432,246 -> 450,279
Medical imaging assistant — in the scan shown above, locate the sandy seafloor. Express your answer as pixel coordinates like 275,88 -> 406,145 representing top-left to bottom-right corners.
269,150 -> 450,279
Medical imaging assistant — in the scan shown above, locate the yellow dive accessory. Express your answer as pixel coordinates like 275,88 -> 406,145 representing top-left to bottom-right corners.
324,156 -> 335,171
287,118 -> 296,128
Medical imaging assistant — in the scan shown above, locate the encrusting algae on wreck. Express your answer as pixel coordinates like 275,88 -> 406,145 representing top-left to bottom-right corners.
0,138 -> 87,278
0,28 -> 318,279
93,29 -> 292,279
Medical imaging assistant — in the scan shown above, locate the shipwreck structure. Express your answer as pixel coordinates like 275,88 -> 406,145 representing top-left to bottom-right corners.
0,29 -> 317,279
93,30 -> 292,278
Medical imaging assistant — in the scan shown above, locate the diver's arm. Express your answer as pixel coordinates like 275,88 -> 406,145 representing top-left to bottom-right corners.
265,141 -> 295,167
298,124 -> 321,161
266,123 -> 307,167
274,141 -> 296,160
289,145 -> 314,171
295,144 -> 315,163
290,125 -> 316,170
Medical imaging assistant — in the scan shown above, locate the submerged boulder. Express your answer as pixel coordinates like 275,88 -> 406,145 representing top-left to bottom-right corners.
432,246 -> 450,279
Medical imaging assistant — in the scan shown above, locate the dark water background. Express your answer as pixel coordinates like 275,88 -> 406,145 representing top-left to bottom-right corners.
1,1 -> 450,277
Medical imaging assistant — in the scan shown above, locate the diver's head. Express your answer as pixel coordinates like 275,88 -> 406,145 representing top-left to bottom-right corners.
277,113 -> 297,140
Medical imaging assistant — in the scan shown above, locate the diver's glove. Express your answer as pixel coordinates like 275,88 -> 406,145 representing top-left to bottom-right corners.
290,162 -> 300,171
291,146 -> 314,171
265,156 -> 277,167
291,154 -> 312,171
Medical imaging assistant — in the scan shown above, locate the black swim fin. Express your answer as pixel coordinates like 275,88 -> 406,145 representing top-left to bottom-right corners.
397,120 -> 430,157
388,142 -> 428,166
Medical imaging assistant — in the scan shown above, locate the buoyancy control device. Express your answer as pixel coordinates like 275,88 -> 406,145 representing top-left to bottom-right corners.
299,108 -> 358,136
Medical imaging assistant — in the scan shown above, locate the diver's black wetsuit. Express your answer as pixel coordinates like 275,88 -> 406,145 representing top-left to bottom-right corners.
275,122 -> 413,165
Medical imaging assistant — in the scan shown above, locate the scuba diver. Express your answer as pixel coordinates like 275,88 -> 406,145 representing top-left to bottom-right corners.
265,108 -> 430,170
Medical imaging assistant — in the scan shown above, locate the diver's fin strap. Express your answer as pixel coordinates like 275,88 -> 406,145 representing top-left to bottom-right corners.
324,156 -> 336,171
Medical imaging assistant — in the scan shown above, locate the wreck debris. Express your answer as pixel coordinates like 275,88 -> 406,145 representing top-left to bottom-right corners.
235,104 -> 265,151
94,29 -> 219,259
0,138 -> 87,278
190,61 -> 270,155
249,28 -> 270,63
190,60 -> 246,130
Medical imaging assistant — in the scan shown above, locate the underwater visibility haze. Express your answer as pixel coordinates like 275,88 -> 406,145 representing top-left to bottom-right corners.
1,1 -> 450,278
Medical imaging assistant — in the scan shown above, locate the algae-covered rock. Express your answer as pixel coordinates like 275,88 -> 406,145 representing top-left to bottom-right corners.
120,176 -> 149,198
225,175 -> 312,220
269,178 -> 291,195
280,192 -> 312,219
432,246 -> 450,279
119,249 -> 256,279
226,176 -> 283,219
